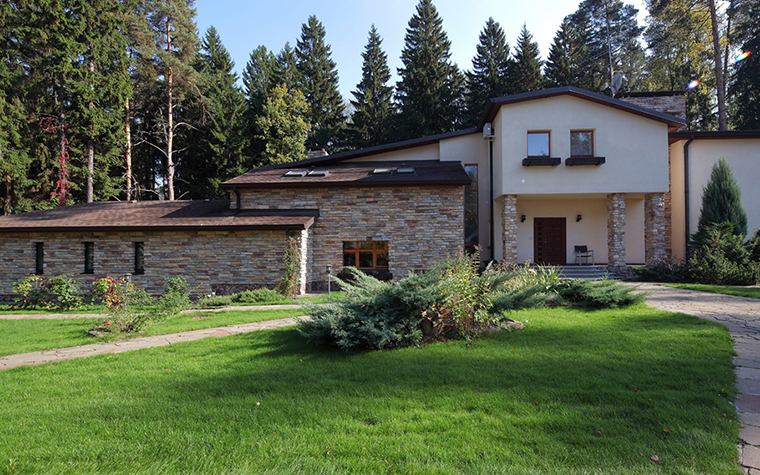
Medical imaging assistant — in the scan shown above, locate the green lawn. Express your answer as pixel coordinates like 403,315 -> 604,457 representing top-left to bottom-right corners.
0,305 -> 739,474
666,283 -> 760,299
0,309 -> 304,357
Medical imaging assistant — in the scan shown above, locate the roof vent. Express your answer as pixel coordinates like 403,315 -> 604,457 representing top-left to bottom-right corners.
396,167 -> 415,174
372,168 -> 392,175
285,170 -> 308,177
308,169 -> 329,177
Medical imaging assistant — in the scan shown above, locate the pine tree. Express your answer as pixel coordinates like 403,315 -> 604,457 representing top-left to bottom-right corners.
274,42 -> 300,90
348,26 -> 394,149
395,0 -> 464,139
181,26 -> 248,199
243,45 -> 277,163
256,84 -> 308,166
695,157 -> 748,240
729,0 -> 760,129
464,17 -> 512,127
511,24 -> 545,93
142,0 -> 199,200
296,15 -> 345,149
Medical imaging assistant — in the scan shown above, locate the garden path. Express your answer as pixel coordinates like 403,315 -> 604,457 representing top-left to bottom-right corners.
633,283 -> 760,474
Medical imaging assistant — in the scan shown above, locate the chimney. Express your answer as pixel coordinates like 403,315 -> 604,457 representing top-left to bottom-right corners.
307,147 -> 329,160
617,91 -> 686,121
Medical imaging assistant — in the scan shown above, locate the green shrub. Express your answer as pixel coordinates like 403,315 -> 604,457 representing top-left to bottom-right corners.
155,276 -> 190,317
46,275 -> 82,310
749,229 -> 760,263
195,294 -> 234,307
633,259 -> 690,283
440,252 -> 495,335
299,267 -> 441,351
275,236 -> 300,298
555,279 -> 646,309
687,223 -> 759,285
12,275 -> 49,309
232,288 -> 285,304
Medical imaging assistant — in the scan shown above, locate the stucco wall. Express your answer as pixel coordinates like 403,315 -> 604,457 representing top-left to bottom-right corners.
0,229 -> 291,299
510,196 -> 645,265
685,138 -> 760,240
237,185 -> 463,289
494,95 -> 671,196
349,144 -> 440,162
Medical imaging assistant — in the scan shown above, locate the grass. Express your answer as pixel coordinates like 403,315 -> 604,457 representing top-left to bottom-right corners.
0,308 -> 304,357
0,304 -> 107,315
0,304 -> 739,474
666,283 -> 760,299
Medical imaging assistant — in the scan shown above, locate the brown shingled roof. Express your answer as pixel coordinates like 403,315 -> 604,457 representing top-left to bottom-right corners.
222,160 -> 471,189
0,200 -> 318,232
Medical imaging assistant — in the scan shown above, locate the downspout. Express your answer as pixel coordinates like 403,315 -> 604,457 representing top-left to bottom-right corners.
489,139 -> 495,262
683,136 -> 695,255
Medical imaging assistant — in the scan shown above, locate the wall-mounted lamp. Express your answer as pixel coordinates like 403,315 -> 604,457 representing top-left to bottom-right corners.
326,264 -> 333,299
520,215 -> 526,223
576,214 -> 582,222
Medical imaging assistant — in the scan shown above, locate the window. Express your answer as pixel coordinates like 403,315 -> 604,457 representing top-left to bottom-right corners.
35,242 -> 44,275
84,242 -> 94,274
570,130 -> 594,157
342,241 -> 388,269
134,242 -> 144,274
527,131 -> 550,156
464,164 -> 478,254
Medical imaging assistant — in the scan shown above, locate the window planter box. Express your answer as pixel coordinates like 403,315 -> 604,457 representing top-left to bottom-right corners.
522,157 -> 561,167
565,156 -> 606,166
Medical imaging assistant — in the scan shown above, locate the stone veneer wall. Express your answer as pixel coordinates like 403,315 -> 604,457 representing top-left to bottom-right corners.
0,229 -> 290,300
501,195 -> 518,264
607,193 -> 627,272
644,193 -> 667,264
237,186 -> 463,290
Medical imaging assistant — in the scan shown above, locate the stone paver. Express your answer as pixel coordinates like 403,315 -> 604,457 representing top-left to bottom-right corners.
0,316 -> 305,370
632,283 -> 760,473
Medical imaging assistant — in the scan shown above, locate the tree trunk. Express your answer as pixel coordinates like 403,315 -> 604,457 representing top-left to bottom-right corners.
86,61 -> 94,203
125,96 -> 132,201
1,139 -> 9,215
709,0 -> 727,130
166,18 -> 175,201
722,0 -> 735,103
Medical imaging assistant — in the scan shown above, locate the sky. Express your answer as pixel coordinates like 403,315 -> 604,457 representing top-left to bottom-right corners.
194,0 -> 649,100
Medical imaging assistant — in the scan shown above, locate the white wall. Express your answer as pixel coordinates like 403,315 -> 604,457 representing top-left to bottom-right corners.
349,143 -> 440,162
494,95 -> 671,196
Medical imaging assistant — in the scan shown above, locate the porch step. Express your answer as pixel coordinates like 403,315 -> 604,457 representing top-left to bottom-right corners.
555,265 -> 620,280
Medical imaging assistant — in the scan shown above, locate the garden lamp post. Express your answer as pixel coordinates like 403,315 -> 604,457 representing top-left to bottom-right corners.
326,264 -> 332,300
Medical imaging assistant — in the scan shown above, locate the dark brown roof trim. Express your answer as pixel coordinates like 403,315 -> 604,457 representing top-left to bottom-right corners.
617,90 -> 686,98
480,86 -> 687,128
0,223 -> 314,233
669,130 -> 760,140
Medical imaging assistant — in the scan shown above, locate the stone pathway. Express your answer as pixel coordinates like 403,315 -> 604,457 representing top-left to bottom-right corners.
0,304 -> 301,320
633,283 -> 760,474
0,316 -> 303,370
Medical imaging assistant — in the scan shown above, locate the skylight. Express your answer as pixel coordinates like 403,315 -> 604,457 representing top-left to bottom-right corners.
396,167 -> 415,174
284,170 -> 307,177
308,169 -> 330,177
372,168 -> 392,174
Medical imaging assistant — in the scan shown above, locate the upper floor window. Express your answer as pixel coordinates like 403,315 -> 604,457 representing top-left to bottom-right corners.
527,131 -> 550,156
570,130 -> 594,157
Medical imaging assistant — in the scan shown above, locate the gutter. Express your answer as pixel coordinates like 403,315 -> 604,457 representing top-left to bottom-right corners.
683,136 -> 695,254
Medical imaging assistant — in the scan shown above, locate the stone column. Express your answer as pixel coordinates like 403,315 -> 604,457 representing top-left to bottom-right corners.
606,193 -> 626,272
501,195 -> 518,264
645,193 -> 667,265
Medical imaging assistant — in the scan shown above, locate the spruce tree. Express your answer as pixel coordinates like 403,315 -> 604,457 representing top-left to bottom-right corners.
395,0 -> 464,139
511,24 -> 545,93
729,0 -> 760,129
348,26 -> 394,149
695,157 -> 748,240
296,15 -> 345,149
274,42 -> 301,90
242,45 -> 276,163
181,26 -> 248,199
464,17 -> 512,127
545,20 -> 586,88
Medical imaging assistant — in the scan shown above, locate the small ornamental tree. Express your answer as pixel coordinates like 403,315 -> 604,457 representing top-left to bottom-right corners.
693,156 -> 748,246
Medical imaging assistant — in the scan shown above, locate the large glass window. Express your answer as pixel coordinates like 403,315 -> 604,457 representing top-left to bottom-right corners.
464,164 -> 478,254
570,130 -> 594,157
527,131 -> 550,156
343,241 -> 388,270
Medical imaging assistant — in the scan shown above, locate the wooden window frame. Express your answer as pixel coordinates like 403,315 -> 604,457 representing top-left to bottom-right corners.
342,240 -> 389,270
527,130 -> 551,157
134,242 -> 145,275
570,130 -> 594,157
83,242 -> 94,274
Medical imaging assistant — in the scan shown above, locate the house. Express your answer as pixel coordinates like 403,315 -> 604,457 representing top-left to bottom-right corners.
0,86 -> 758,298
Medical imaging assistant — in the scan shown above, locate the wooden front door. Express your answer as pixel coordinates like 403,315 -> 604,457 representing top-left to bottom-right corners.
534,218 -> 567,265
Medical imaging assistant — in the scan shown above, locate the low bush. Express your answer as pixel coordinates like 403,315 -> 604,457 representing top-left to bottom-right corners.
12,275 -> 49,309
687,223 -> 760,285
155,276 -> 190,317
232,288 -> 285,304
555,279 -> 646,309
195,294 -> 234,307
633,258 -> 690,283
12,274 -> 82,310
46,275 -> 82,310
